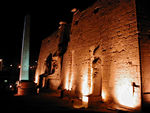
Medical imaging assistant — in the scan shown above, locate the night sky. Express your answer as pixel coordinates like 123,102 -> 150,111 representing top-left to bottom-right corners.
0,0 -> 97,66
1,0 -> 149,67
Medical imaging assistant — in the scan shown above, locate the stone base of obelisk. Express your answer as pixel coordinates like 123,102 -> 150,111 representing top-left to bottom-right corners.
18,81 -> 36,95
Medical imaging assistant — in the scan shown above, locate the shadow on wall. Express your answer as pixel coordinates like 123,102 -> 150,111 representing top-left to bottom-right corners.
39,23 -> 70,89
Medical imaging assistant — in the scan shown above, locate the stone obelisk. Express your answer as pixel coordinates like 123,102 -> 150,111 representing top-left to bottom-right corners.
19,15 -> 30,81
18,15 -> 35,95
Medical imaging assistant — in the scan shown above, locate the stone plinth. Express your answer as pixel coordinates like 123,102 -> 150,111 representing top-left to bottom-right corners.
18,81 -> 36,95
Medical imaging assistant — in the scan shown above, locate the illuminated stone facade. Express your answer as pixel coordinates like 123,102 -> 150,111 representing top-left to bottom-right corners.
35,0 -> 150,111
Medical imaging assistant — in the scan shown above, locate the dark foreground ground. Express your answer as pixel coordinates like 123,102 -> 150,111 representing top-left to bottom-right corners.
0,90 -> 105,113
0,90 -> 149,113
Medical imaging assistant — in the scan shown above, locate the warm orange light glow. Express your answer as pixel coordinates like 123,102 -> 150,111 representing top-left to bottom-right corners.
34,74 -> 39,84
115,78 -> 140,108
68,51 -> 74,90
82,96 -> 88,108
81,72 -> 89,108
89,57 -> 93,94
68,73 -> 74,90
82,74 -> 90,95
65,72 -> 69,90
42,77 -> 45,88
73,96 -> 89,109
64,71 -> 73,91
18,65 -> 21,68
80,58 -> 94,108
64,51 -> 74,91
80,71 -> 91,108
81,61 -> 93,95
102,90 -> 106,101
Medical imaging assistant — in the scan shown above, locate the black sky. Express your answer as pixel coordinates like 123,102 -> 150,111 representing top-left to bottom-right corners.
0,0 -> 97,66
1,0 -> 149,67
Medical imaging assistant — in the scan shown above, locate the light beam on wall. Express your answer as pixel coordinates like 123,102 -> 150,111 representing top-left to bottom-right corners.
115,77 -> 141,108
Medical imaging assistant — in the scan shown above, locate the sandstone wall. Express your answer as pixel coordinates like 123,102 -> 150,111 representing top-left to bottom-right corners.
33,0 -> 149,109
62,0 -> 141,108
35,31 -> 61,89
